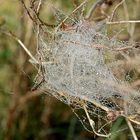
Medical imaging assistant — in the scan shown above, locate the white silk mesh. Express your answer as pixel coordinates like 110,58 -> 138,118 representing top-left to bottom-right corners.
35,21 -> 140,135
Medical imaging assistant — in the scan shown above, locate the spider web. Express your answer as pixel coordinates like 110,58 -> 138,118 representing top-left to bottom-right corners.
34,21 -> 140,136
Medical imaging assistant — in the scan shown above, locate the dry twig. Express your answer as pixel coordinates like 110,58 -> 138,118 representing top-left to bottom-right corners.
107,20 -> 140,24
109,0 -> 125,21
56,0 -> 88,30
126,118 -> 138,140
85,0 -> 105,20
83,105 -> 111,137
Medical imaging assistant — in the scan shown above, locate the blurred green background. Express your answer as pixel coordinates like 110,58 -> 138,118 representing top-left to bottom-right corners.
0,0 -> 140,140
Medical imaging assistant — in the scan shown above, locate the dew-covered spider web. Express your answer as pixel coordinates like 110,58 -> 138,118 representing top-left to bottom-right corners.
33,20 -> 140,136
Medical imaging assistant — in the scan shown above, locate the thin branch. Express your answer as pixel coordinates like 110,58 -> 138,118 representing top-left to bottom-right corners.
123,0 -> 131,36
36,0 -> 42,14
62,39 -> 135,51
20,0 -> 35,23
3,31 -> 39,64
128,117 -> 140,126
83,105 -> 111,137
71,0 -> 79,7
85,0 -> 105,20
107,20 -> 140,25
17,39 -> 38,64
109,0 -> 125,21
115,46 -> 133,51
56,0 -> 88,30
126,118 -> 138,140
20,0 -> 55,28
19,89 -> 44,104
